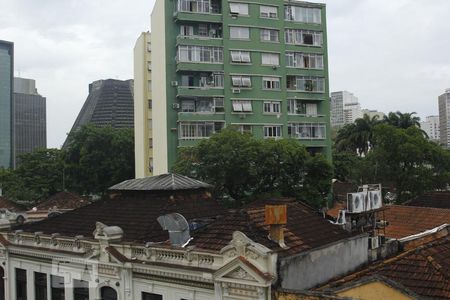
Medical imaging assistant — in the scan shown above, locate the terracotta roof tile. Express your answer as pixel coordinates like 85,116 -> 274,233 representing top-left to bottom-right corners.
192,198 -> 353,256
0,196 -> 25,212
383,205 -> 450,239
321,234 -> 450,299
405,192 -> 450,209
36,191 -> 91,210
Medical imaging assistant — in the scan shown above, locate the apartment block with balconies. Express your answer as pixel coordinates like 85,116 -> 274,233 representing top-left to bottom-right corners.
148,0 -> 331,174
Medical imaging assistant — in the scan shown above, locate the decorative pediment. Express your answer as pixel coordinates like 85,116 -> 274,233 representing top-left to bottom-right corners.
220,231 -> 271,260
214,256 -> 273,286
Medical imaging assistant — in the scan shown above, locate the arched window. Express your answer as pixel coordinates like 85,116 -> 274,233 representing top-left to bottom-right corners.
101,286 -> 117,300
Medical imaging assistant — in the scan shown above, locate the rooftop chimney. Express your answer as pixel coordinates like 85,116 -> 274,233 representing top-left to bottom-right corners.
265,205 -> 288,249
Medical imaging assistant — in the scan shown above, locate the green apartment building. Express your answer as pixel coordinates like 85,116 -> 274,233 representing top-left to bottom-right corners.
150,0 -> 331,175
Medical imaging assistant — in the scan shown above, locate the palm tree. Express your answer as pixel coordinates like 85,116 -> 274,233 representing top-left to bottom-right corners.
335,114 -> 380,156
383,111 -> 420,129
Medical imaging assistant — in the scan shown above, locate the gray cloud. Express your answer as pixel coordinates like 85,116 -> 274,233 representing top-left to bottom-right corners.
0,0 -> 448,147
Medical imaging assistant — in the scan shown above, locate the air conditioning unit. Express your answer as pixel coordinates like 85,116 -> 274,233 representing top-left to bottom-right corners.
172,103 -> 180,109
171,81 -> 179,87
364,192 -> 371,211
368,236 -> 379,249
368,190 -> 383,210
232,88 -> 241,94
272,65 -> 278,70
347,192 -> 365,213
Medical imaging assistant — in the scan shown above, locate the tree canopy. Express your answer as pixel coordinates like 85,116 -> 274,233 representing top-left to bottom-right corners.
173,128 -> 332,207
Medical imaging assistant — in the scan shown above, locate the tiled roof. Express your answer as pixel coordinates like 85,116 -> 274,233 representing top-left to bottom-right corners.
19,190 -> 225,244
109,173 -> 213,191
383,205 -> 450,239
0,196 -> 25,212
320,233 -> 450,299
404,191 -> 450,209
192,198 -> 353,257
36,191 -> 91,210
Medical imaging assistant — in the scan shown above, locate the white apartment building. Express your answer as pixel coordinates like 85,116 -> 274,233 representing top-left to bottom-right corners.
420,115 -> 440,142
361,109 -> 385,121
439,89 -> 450,147
331,91 -> 362,127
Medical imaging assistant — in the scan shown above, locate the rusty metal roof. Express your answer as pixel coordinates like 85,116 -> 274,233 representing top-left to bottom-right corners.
108,173 -> 213,191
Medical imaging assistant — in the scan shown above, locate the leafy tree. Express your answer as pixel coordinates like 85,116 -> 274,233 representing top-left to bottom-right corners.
64,125 -> 135,195
173,128 -> 332,207
365,124 -> 450,202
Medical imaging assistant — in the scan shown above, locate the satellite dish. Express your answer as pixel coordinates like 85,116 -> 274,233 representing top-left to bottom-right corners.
157,213 -> 191,247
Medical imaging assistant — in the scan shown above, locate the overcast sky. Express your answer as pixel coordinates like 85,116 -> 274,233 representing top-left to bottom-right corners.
1,0 -> 449,148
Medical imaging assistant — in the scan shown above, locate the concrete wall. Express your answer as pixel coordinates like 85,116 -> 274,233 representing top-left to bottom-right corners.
151,0 -> 168,175
279,235 -> 368,290
336,281 -> 414,300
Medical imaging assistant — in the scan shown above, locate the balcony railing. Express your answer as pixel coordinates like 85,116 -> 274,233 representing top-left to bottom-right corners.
176,0 -> 222,14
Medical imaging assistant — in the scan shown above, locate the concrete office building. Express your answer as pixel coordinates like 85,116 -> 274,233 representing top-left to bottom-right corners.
420,115 -> 439,142
146,0 -> 331,174
13,77 -> 47,166
331,91 -> 362,127
0,40 -> 14,169
64,79 -> 134,147
439,89 -> 450,147
134,32 -> 154,178
361,109 -> 385,121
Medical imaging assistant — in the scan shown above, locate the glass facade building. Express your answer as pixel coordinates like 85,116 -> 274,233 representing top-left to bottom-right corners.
0,41 -> 13,169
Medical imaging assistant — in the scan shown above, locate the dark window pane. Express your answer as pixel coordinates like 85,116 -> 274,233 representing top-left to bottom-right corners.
16,268 -> 27,300
0,267 -> 4,300
73,280 -> 89,300
51,275 -> 65,300
142,292 -> 163,300
100,287 -> 117,300
34,272 -> 47,300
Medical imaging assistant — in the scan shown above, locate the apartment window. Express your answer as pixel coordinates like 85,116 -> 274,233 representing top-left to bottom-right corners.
35,273 -> 47,300
148,100 -> 152,109
286,52 -> 323,69
177,0 -> 211,13
230,27 -> 250,39
232,100 -> 252,112
231,76 -> 252,87
178,45 -> 223,63
51,276 -> 65,300
213,97 -> 225,112
149,138 -> 153,149
287,76 -> 324,92
229,3 -> 249,15
260,6 -> 278,18
264,101 -> 281,113
285,5 -> 321,24
148,80 -> 152,92
264,126 -> 282,138
261,53 -> 280,66
181,98 -> 223,113
73,280 -> 89,300
147,62 -> 152,71
181,100 -> 195,112
142,293 -> 163,300
195,24 -> 208,36
288,100 -> 318,116
179,122 -> 224,139
239,125 -> 252,134
285,29 -> 323,46
230,51 -> 251,63
180,25 -> 194,36
289,123 -> 326,139
263,77 -> 280,90
213,73 -> 224,87
147,42 -> 152,52
16,269 -> 27,300
261,29 -> 279,42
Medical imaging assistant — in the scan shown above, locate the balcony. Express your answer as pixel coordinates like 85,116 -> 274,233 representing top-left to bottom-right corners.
176,72 -> 224,97
174,0 -> 222,23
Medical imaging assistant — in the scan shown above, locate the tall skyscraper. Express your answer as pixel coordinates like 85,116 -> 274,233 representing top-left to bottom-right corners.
0,40 -> 14,169
64,79 -> 134,147
134,32 -> 153,178
439,89 -> 450,147
13,77 -> 47,166
146,0 -> 331,174
420,115 -> 439,142
331,91 -> 362,127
